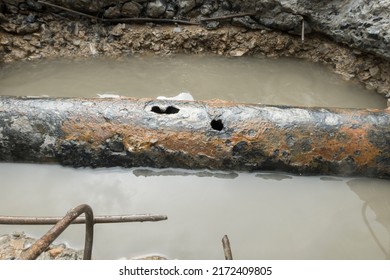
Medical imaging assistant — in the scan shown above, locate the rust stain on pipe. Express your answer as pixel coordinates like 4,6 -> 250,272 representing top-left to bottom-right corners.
0,96 -> 388,178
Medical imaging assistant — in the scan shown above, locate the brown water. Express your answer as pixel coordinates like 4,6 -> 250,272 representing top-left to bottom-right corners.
0,56 -> 389,259
0,55 -> 386,108
0,163 -> 389,260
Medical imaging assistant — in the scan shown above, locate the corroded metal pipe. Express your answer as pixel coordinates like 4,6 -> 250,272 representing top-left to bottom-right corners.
0,96 -> 389,178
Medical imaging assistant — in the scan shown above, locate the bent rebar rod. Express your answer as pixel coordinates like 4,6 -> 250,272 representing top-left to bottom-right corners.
19,204 -> 94,260
0,214 -> 167,225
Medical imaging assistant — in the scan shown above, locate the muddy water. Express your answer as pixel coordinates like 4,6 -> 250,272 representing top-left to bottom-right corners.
0,56 -> 389,259
0,163 -> 389,260
0,55 -> 387,108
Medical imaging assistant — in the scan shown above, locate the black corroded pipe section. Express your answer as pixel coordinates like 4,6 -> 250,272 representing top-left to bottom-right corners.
0,96 -> 389,178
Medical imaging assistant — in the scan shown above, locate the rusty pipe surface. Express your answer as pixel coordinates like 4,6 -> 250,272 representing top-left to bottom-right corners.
20,204 -> 94,260
0,96 -> 389,178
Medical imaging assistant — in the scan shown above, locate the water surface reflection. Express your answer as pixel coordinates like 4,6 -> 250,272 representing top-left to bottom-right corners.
0,55 -> 386,108
0,163 -> 388,259
347,178 -> 390,259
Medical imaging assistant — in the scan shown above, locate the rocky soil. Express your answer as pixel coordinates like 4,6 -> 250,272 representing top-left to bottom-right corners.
280,0 -> 390,60
0,231 -> 169,260
1,0 -> 389,57
0,232 -> 83,260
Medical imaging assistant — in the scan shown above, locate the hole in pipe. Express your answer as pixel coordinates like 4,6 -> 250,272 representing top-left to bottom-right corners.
211,119 -> 224,131
151,106 -> 180,114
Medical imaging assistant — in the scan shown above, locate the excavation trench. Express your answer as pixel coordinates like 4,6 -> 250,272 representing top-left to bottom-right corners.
0,0 -> 390,260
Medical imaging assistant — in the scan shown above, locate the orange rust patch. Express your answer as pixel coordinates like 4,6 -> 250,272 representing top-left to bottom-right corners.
61,116 -> 231,158
296,125 -> 380,166
229,120 -> 381,167
61,110 -> 383,169
62,119 -> 115,146
266,124 -> 380,166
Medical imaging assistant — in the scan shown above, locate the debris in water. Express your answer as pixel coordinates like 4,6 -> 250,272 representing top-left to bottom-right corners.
157,92 -> 194,101
97,93 -> 122,99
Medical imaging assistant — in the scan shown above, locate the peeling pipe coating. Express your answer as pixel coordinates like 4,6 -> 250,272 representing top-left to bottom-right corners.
0,96 -> 389,178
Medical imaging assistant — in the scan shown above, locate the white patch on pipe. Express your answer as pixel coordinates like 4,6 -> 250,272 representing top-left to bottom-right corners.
25,95 -> 50,98
324,114 -> 340,126
41,135 -> 56,149
267,107 -> 312,123
97,93 -> 122,99
157,92 -> 194,101
11,116 -> 34,133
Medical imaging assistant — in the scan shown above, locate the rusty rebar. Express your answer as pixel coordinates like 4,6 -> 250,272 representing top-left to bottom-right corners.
0,214 -> 167,225
200,12 -> 256,22
38,1 -> 199,25
222,235 -> 233,260
38,1 -> 255,26
19,204 -> 94,260
37,1 -> 98,21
